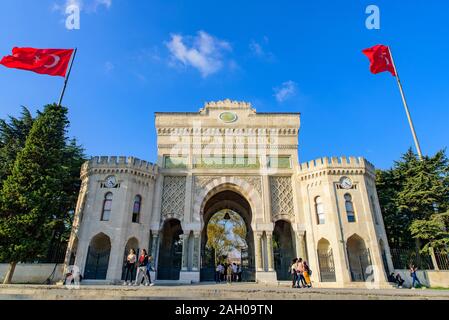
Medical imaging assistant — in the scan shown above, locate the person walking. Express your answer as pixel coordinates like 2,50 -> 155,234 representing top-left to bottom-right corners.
146,254 -> 155,286
232,263 -> 238,282
303,260 -> 312,288
410,264 -> 425,289
123,249 -> 137,286
135,249 -> 150,286
237,264 -> 243,282
296,258 -> 307,288
215,263 -> 223,283
226,263 -> 233,284
290,258 -> 298,288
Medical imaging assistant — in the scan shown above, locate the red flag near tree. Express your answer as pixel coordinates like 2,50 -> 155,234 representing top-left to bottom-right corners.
0,47 -> 74,77
362,44 -> 424,159
362,44 -> 396,76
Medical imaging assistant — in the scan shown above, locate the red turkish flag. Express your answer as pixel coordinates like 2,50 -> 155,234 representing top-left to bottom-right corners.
0,47 -> 74,77
362,45 -> 396,76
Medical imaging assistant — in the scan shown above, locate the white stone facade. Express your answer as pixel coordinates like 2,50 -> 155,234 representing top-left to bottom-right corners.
65,100 -> 393,288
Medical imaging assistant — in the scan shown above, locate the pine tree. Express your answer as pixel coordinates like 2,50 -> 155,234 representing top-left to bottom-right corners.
0,106 -> 34,183
376,148 -> 449,250
0,104 -> 69,284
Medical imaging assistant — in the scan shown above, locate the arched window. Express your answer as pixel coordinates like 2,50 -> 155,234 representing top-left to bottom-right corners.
315,196 -> 325,224
101,192 -> 113,221
345,194 -> 356,223
132,195 -> 142,223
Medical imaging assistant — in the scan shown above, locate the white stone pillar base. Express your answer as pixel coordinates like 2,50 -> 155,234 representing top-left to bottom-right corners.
256,271 -> 278,284
179,271 -> 200,284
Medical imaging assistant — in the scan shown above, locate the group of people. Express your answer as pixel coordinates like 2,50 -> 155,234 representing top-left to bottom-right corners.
290,258 -> 312,288
215,262 -> 243,283
123,248 -> 155,286
388,265 -> 427,289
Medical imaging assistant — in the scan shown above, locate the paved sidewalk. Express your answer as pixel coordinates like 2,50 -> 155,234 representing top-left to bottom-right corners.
1,283 -> 449,300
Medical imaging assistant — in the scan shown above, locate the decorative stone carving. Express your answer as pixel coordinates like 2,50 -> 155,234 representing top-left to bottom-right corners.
192,233 -> 200,271
161,176 -> 186,220
270,176 -> 294,218
194,175 -> 262,196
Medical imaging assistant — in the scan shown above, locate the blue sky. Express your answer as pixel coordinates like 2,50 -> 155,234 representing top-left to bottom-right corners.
1,0 -> 448,169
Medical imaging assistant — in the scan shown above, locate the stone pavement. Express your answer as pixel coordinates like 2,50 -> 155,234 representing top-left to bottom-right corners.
1,283 -> 449,300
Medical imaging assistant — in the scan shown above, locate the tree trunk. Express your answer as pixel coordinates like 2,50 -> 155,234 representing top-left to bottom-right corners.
3,261 -> 17,284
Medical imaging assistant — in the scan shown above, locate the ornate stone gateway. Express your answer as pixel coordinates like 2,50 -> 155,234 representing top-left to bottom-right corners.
66,99 -> 394,288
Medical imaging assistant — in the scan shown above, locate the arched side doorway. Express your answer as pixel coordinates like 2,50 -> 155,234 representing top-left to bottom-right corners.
121,237 -> 139,280
317,238 -> 336,282
347,234 -> 372,282
273,220 -> 295,281
157,219 -> 183,280
84,233 -> 111,280
200,189 -> 256,282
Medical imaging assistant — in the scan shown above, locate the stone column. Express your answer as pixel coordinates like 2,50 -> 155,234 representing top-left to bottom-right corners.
295,231 -> 307,260
255,232 -> 264,271
192,232 -> 201,271
266,231 -> 275,272
151,232 -> 159,258
181,233 -> 190,271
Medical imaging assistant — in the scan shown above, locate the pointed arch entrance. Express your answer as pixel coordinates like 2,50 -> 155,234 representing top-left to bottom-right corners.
157,219 -> 183,280
200,189 -> 256,282
84,233 -> 111,280
273,220 -> 295,280
347,234 -> 372,282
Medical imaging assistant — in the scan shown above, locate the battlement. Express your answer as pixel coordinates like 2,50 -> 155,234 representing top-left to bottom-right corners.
204,99 -> 253,110
81,156 -> 159,176
298,156 -> 376,174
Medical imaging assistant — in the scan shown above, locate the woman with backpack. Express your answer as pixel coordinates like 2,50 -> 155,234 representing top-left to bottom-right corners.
303,260 -> 312,288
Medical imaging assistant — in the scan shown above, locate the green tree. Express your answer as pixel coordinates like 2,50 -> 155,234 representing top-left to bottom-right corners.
0,106 -> 34,184
376,148 -> 449,249
410,211 -> 449,254
0,104 -> 75,284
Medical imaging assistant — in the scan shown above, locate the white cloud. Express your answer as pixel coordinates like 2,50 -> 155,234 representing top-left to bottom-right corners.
166,31 -> 232,77
274,81 -> 298,102
249,37 -> 275,61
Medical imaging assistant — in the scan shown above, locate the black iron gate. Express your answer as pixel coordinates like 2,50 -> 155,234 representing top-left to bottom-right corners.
348,248 -> 372,282
157,238 -> 183,280
317,249 -> 336,282
84,246 -> 110,280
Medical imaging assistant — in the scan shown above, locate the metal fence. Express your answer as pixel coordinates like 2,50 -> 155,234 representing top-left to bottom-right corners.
317,249 -> 336,282
39,242 -> 68,264
434,250 -> 449,270
389,247 -> 449,270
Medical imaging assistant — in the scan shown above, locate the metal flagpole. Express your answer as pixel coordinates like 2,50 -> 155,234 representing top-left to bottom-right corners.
388,46 -> 424,160
58,48 -> 77,107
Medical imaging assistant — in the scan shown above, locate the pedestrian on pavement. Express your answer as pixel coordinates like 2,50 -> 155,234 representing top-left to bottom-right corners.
135,249 -> 150,286
409,264 -> 425,289
303,260 -> 312,288
226,264 -> 233,284
296,258 -> 307,288
290,258 -> 298,288
123,249 -> 136,286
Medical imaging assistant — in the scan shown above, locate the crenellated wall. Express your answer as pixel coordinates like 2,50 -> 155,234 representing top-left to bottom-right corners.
81,156 -> 158,180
